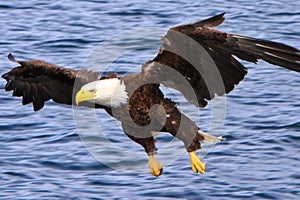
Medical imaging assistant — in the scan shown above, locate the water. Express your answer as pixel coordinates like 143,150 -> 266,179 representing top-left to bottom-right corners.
0,0 -> 300,199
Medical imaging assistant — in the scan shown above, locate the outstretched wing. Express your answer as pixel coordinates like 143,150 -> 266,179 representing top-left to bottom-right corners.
2,53 -> 99,111
142,13 -> 300,107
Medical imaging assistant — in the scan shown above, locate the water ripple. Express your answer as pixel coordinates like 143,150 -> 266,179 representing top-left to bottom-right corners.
0,0 -> 300,199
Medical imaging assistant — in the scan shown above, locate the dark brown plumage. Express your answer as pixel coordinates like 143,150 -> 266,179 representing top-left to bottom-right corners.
2,13 -> 300,176
2,53 -> 104,110
143,13 -> 300,107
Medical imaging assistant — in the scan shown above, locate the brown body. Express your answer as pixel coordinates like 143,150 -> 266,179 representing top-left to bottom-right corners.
113,74 -> 204,155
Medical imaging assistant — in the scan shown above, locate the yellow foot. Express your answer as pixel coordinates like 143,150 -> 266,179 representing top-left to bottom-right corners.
189,152 -> 205,174
148,155 -> 163,177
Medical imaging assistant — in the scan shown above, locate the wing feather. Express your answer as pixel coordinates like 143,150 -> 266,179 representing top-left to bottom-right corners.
143,13 -> 300,107
2,54 -> 99,111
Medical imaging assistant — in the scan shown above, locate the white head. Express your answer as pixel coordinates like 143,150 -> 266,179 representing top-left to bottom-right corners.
76,78 -> 128,108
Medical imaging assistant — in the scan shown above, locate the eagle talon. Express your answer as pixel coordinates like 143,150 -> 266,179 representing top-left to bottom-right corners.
148,155 -> 163,177
189,152 -> 205,174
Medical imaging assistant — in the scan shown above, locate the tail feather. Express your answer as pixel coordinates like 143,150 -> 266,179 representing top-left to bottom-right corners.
198,130 -> 223,143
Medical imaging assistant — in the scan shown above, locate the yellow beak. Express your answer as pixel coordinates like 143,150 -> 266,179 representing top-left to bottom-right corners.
75,89 -> 96,105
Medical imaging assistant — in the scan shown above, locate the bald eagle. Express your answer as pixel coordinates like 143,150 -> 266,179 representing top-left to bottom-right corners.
2,13 -> 300,176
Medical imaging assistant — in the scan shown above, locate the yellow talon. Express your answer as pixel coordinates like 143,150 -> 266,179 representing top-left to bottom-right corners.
148,155 -> 163,177
189,152 -> 205,174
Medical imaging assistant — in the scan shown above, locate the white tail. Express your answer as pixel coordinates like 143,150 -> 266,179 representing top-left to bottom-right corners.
198,130 -> 223,143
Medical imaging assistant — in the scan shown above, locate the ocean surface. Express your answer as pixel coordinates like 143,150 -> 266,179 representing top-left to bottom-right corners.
0,0 -> 300,199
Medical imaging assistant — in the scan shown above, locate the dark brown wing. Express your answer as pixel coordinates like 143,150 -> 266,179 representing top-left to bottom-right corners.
2,53 -> 99,111
142,13 -> 300,107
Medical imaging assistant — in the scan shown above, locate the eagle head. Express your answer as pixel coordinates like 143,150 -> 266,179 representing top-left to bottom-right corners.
75,78 -> 128,108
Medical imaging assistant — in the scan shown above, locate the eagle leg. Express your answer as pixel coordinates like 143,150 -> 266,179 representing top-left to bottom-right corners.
189,151 -> 205,174
148,154 -> 163,177
160,99 -> 207,174
123,129 -> 163,176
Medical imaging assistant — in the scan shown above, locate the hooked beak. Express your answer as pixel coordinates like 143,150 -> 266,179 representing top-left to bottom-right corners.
75,89 -> 96,105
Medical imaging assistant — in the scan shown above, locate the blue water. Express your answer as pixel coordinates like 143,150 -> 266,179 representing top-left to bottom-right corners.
1,0 -> 300,199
